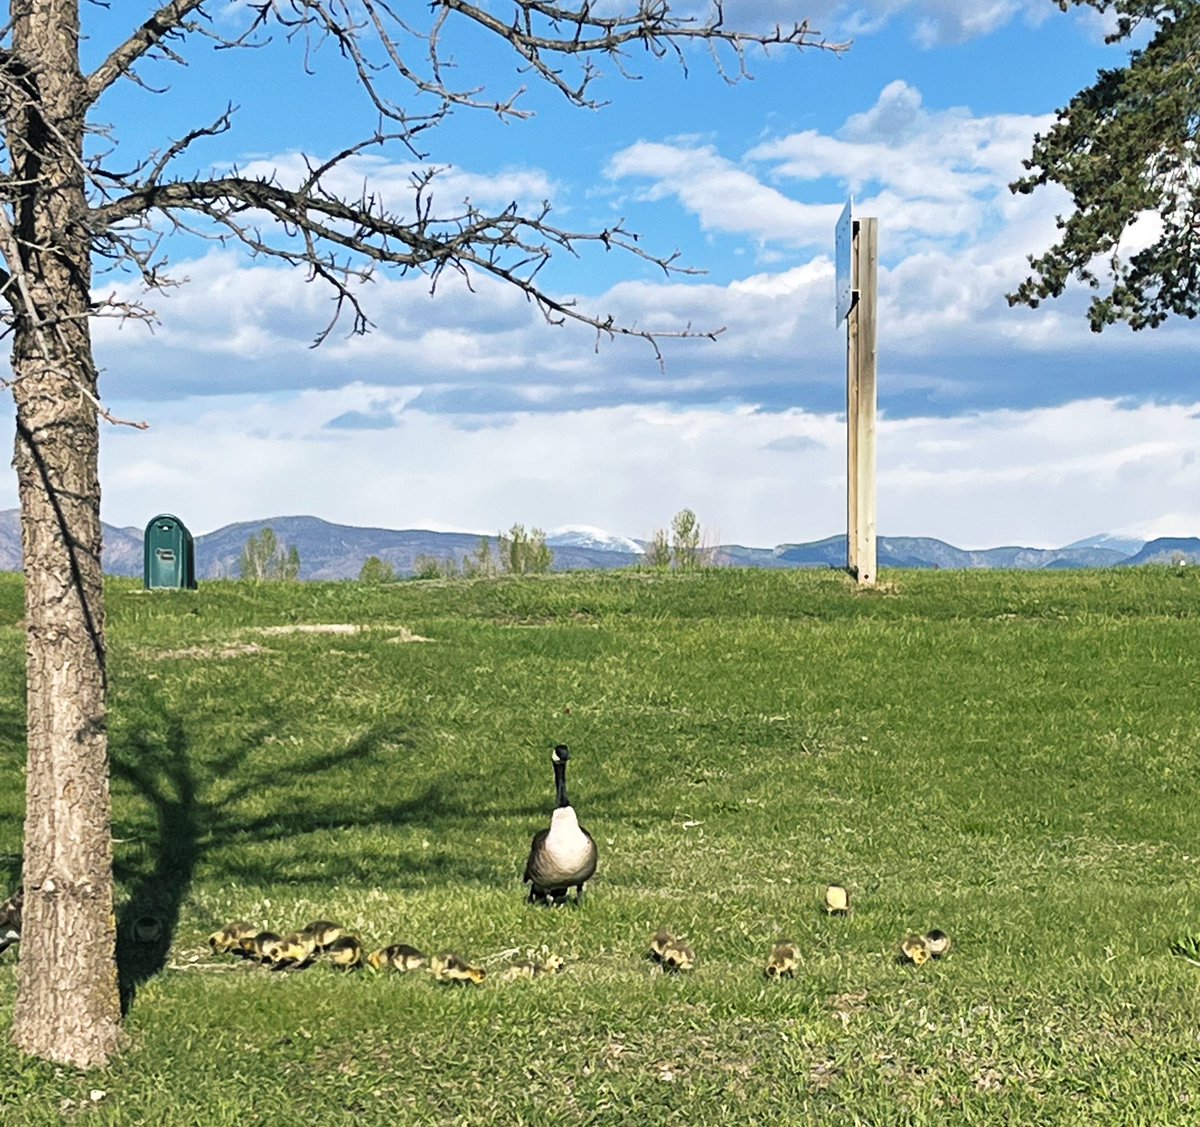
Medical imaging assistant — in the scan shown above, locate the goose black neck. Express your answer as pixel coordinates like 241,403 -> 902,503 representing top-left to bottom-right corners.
553,757 -> 570,809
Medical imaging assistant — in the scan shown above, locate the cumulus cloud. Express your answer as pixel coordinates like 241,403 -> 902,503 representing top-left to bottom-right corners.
614,80 -> 1055,259
607,142 -> 838,247
0,393 -> 1168,548
665,0 -> 1051,47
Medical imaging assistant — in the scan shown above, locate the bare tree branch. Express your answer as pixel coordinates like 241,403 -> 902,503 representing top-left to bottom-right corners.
92,169 -> 715,359
85,1 -> 209,105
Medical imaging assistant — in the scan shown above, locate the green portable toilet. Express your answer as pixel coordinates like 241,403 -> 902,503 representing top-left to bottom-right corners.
143,514 -> 197,590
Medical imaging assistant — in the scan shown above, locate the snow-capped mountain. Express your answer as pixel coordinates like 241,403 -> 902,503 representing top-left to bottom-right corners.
547,525 -> 645,554
1063,533 -> 1146,557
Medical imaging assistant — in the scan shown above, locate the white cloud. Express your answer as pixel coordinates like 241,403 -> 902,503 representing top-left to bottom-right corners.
878,400 -> 1200,546
613,80 -> 1057,257
829,0 -> 1050,46
664,0 -> 1049,46
0,392 -> 1186,551
84,76 -> 1187,421
607,142 -> 838,248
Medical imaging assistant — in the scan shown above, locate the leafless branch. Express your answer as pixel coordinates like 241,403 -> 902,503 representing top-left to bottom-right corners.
93,167 -> 715,360
85,1 -> 210,105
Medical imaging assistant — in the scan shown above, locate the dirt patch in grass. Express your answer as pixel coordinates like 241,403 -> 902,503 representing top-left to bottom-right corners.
251,624 -> 432,642
254,624 -> 363,636
152,642 -> 272,660
385,627 -> 433,643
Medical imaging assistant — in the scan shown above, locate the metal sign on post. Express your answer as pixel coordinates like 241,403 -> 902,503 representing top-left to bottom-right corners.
835,197 -> 855,327
838,199 -> 878,587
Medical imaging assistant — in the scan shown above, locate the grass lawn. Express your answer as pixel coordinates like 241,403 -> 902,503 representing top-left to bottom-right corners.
1,566 -> 1200,1123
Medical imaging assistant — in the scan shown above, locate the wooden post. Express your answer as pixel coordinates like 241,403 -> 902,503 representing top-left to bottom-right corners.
846,217 -> 878,586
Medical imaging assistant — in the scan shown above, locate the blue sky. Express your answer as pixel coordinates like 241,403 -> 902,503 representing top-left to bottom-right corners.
3,0 -> 1198,549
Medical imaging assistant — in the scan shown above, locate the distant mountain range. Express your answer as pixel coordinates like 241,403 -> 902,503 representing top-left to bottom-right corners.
1,510 -> 1197,580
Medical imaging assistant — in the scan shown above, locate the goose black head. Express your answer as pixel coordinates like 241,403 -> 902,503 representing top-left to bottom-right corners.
551,744 -> 571,809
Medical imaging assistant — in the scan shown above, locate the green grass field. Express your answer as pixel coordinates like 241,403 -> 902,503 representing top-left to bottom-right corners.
2,567 -> 1200,1124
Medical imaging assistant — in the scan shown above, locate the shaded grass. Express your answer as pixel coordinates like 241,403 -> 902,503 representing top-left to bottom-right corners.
2,568 -> 1200,1121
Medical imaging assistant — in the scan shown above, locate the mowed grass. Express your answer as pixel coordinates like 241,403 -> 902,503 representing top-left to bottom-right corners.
1,567 -> 1200,1123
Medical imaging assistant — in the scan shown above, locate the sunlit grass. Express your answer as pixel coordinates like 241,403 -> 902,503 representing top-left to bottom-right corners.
2,567 -> 1200,1122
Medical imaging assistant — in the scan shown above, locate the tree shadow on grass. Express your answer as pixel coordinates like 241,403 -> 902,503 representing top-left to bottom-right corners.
108,707 -> 507,1014
0,689 -> 26,894
111,715 -> 203,1014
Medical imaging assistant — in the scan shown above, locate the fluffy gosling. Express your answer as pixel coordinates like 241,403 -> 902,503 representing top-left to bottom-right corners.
367,943 -> 427,972
430,952 -> 486,985
765,942 -> 800,979
305,921 -> 344,951
502,954 -> 565,981
209,920 -> 257,955
824,884 -> 851,915
924,929 -> 952,959
0,888 -> 20,957
660,939 -> 695,973
648,929 -> 676,963
899,933 -> 931,966
325,935 -> 364,969
253,931 -> 285,965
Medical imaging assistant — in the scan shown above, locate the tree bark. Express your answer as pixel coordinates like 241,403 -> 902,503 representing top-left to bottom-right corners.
7,0 -> 122,1069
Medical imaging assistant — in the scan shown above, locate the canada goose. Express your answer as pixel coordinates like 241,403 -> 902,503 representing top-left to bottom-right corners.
305,920 -> 344,951
660,939 -> 695,972
367,943 -> 427,972
0,886 -> 22,956
824,884 -> 851,915
765,942 -> 800,979
648,929 -> 675,963
899,933 -> 931,966
430,952 -> 486,985
523,745 -> 598,906
924,929 -> 952,959
209,920 -> 257,955
325,935 -> 364,969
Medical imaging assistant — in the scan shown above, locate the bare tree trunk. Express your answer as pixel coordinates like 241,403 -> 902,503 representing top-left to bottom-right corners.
7,0 -> 122,1069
